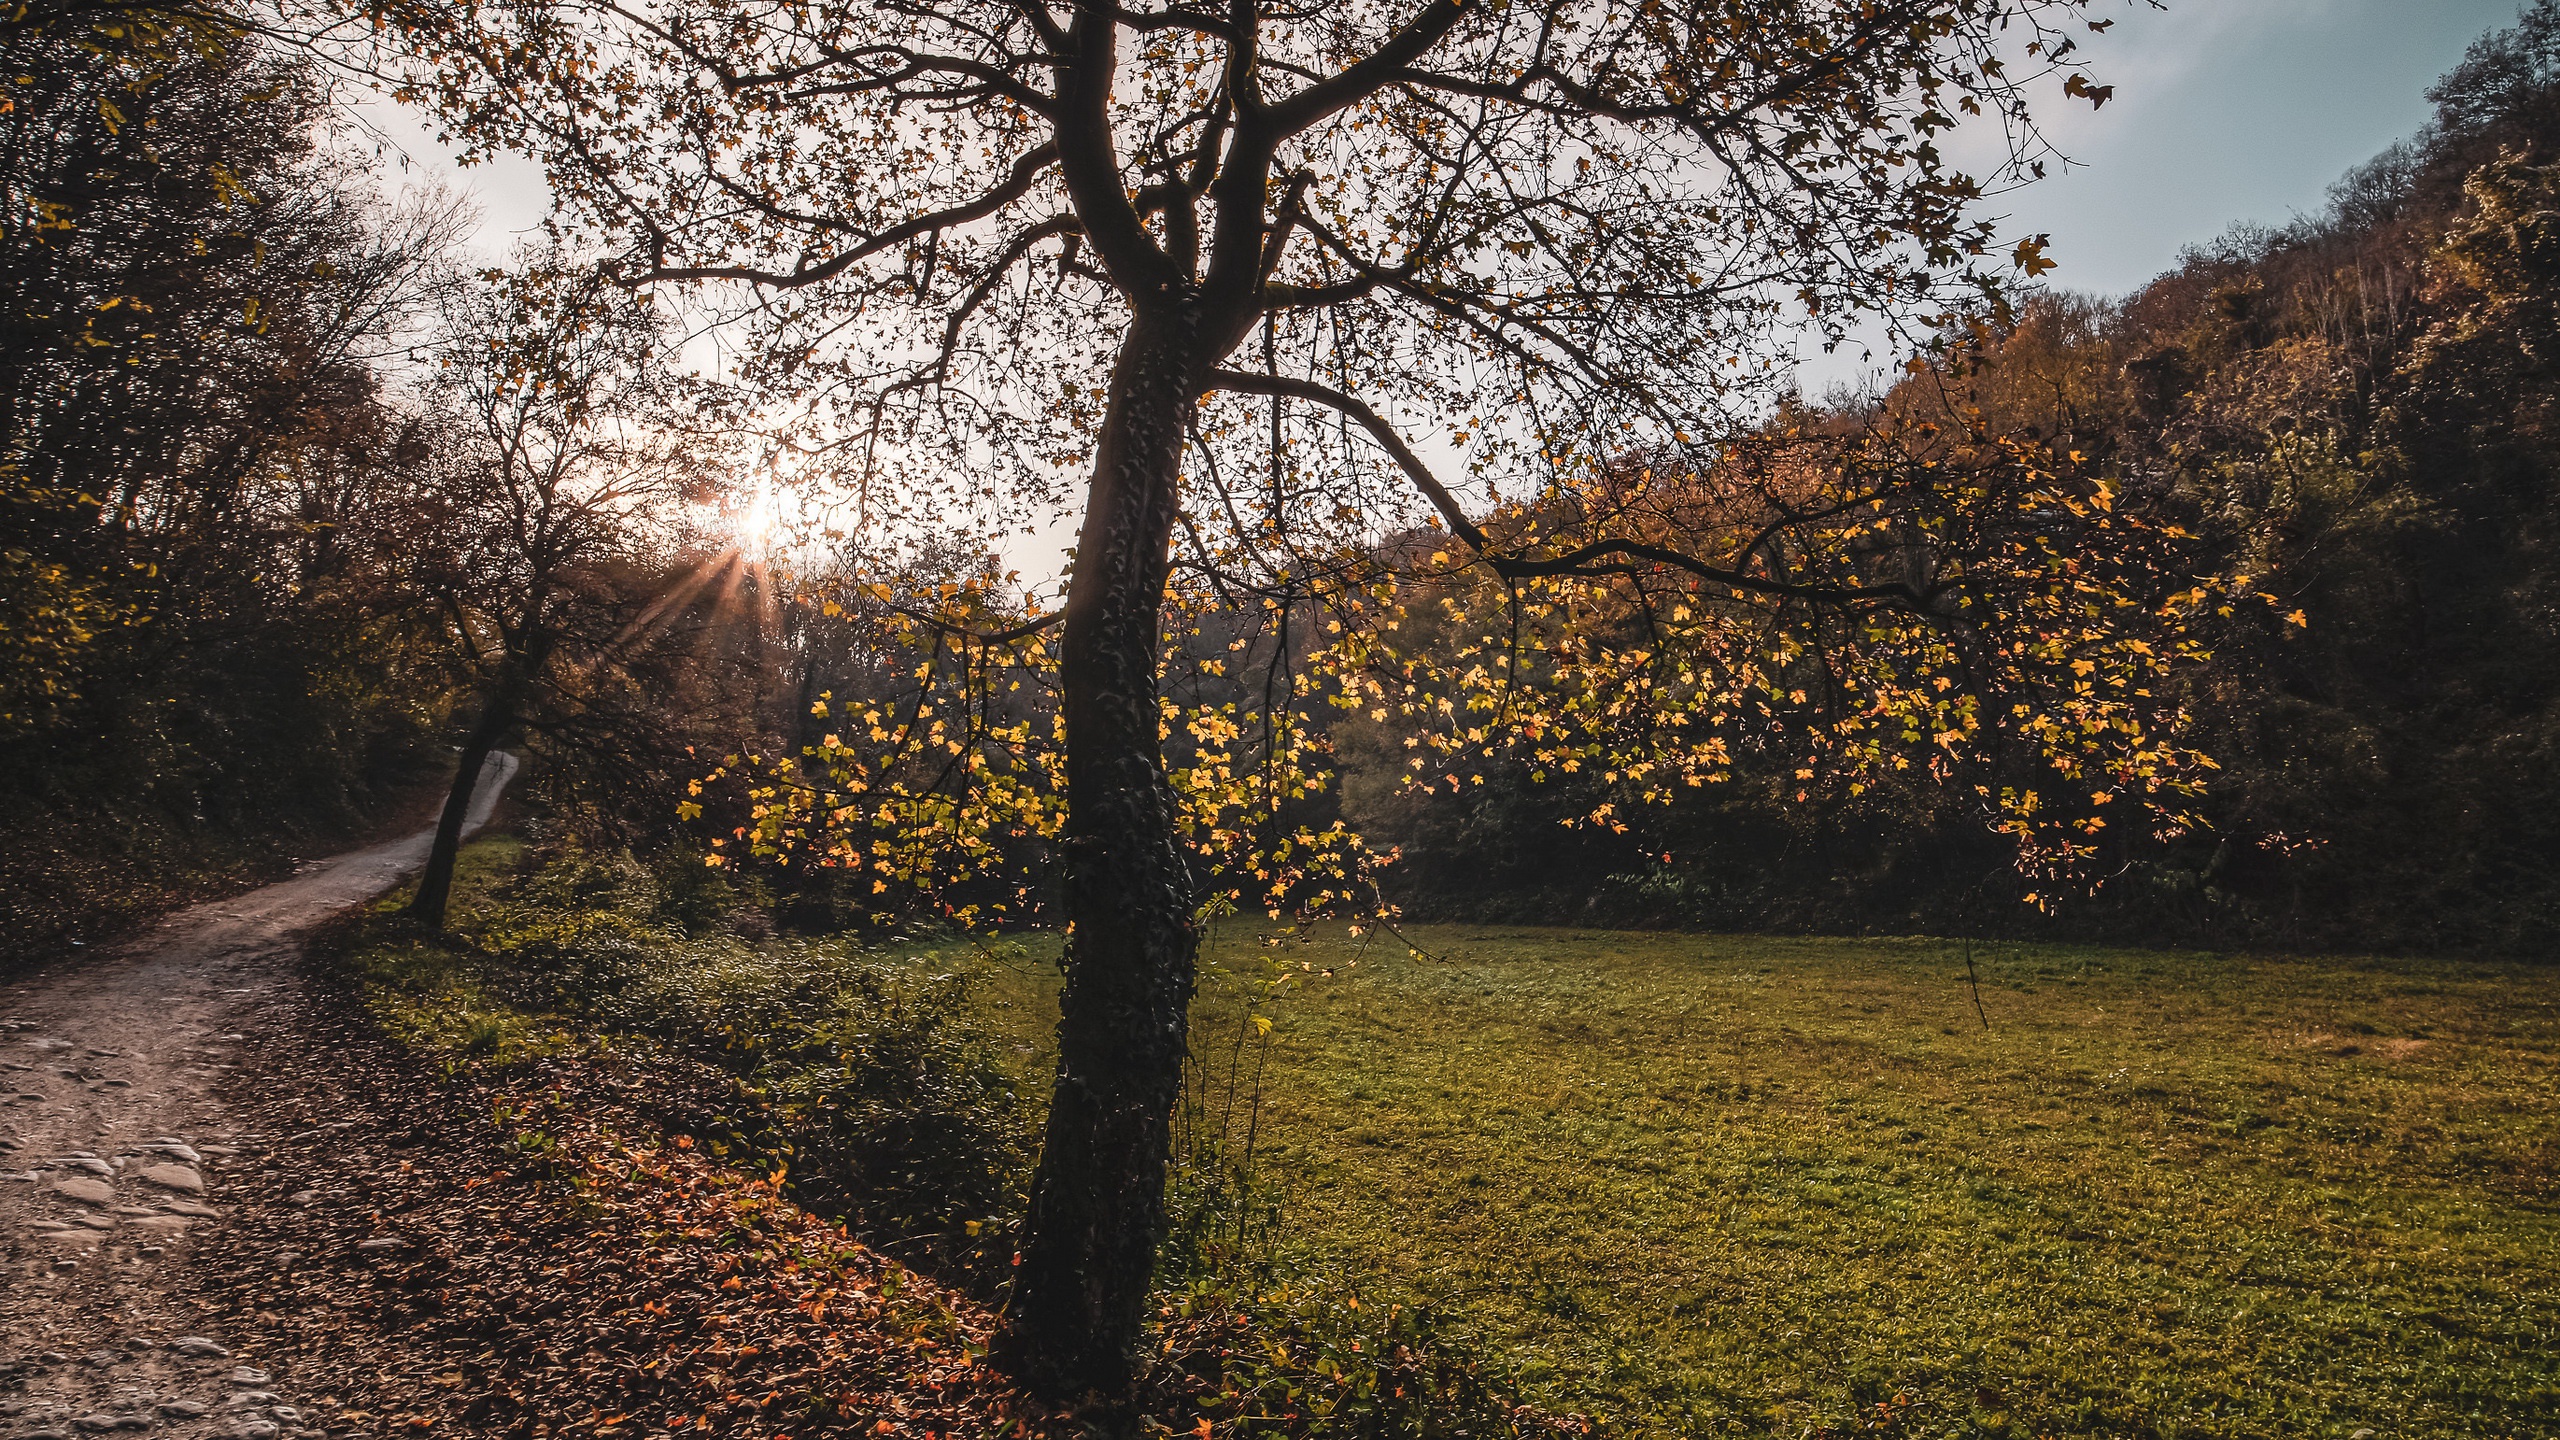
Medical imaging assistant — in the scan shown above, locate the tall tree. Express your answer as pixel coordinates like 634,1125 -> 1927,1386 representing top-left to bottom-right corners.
406,262 -> 728,926
362,0 -> 2184,1393
0,6 -> 479,962
1,2 -> 454,729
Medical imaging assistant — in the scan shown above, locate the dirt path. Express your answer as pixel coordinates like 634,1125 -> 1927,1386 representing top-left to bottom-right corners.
0,756 -> 519,1440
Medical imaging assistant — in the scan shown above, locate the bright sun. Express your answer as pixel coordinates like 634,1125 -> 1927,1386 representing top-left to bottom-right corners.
727,482 -> 780,558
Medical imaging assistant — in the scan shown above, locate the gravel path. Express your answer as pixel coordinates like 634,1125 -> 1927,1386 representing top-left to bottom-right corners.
0,757 -> 518,1440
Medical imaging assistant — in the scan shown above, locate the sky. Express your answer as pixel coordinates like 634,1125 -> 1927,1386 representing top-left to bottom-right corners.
356,0 -> 2540,573
377,1 -> 2533,294
1994,0 -> 2525,297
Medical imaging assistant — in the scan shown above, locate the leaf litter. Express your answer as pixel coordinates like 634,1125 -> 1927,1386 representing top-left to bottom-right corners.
193,975 -> 1055,1440
190,949 -> 1590,1440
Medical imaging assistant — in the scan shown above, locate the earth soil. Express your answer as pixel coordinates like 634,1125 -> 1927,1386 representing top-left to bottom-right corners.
0,757 -> 518,1440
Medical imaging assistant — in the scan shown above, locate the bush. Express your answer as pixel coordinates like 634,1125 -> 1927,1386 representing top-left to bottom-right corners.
351,840 -> 1040,1285
630,954 -> 1039,1284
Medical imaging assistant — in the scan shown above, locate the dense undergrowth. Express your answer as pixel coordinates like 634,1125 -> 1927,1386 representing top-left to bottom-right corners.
333,830 -> 1585,1439
350,834 -> 1039,1283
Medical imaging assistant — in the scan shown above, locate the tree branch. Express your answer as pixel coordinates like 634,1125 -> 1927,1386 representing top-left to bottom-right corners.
1207,368 -> 1947,611
1207,368 -> 1488,547
644,143 -> 1062,288
1056,7 -> 1176,295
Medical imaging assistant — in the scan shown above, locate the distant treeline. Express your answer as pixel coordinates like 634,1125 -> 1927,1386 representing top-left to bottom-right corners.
1341,6 -> 2560,956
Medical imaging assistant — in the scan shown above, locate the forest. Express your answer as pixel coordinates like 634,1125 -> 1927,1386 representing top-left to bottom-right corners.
1,1 -> 2554,1438
17,1 -> 2560,959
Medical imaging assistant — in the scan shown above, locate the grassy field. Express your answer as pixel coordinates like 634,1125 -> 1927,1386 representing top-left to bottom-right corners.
376,843 -> 2560,1437
954,925 -> 2560,1439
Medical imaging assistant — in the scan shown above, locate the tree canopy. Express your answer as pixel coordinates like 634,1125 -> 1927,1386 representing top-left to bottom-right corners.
350,0 -> 2197,1394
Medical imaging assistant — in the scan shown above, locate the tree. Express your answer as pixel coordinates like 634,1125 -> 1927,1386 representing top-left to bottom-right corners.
405,262 -> 731,926
1,2 -> 460,729
361,0 -> 2189,1394
1,8 -> 483,962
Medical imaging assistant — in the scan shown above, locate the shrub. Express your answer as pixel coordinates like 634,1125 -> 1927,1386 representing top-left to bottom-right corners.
357,842 -> 1039,1285
637,954 -> 1039,1284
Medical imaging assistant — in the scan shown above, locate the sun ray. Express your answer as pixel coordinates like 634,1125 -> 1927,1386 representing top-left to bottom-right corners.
603,547 -> 738,659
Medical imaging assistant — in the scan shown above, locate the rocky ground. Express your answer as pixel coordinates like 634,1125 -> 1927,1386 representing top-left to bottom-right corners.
3,751 -> 1043,1440
0,760 -> 517,1440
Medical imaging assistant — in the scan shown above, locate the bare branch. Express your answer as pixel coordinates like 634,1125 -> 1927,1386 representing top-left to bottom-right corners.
1207,367 -> 1489,549
644,143 -> 1062,288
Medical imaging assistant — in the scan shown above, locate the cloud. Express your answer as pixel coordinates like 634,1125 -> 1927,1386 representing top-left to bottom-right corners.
348,87 -> 554,259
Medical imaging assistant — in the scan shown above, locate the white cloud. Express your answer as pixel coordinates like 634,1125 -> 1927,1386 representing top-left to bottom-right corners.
345,89 -> 555,260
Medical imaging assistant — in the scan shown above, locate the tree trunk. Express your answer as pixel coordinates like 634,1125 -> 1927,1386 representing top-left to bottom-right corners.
998,314 -> 1204,1398
408,682 -> 518,929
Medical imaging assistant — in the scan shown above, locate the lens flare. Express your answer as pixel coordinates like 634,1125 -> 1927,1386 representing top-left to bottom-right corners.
729,482 -> 780,558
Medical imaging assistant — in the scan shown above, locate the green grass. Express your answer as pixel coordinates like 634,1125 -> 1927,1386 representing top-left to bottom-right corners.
962,927 -> 2560,1438
341,847 -> 2560,1437
344,833 -> 587,1064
